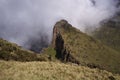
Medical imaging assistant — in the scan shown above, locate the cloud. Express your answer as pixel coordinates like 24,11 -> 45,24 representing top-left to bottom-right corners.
0,0 -> 119,51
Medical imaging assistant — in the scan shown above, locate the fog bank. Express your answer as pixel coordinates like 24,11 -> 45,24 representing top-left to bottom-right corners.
0,0 -> 119,52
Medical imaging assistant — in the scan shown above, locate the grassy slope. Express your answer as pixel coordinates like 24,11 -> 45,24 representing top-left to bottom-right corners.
93,14 -> 120,53
0,60 -> 120,80
0,39 -> 48,61
41,47 -> 57,61
55,20 -> 120,73
93,26 -> 120,52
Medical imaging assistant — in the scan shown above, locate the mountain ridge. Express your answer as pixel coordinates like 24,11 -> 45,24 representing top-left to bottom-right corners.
93,13 -> 120,53
51,20 -> 120,73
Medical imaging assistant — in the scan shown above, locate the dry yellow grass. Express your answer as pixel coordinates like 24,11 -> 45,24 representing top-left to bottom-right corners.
0,60 -> 120,80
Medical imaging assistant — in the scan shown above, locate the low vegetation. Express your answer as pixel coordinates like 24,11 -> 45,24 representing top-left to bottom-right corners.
92,13 -> 120,53
93,18 -> 120,53
0,60 -> 120,80
0,39 -> 48,61
41,47 -> 57,61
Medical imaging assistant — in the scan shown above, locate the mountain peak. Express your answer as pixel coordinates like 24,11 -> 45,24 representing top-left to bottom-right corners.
54,20 -> 73,31
55,19 -> 68,27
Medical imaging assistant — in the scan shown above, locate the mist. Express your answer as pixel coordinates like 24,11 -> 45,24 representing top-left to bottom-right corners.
0,0 -> 119,52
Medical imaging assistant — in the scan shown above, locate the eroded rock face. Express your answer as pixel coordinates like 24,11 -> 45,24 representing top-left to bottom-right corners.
52,20 -> 68,48
52,20 -> 80,64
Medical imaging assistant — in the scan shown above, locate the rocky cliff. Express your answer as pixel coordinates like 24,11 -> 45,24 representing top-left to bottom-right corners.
52,20 -> 79,64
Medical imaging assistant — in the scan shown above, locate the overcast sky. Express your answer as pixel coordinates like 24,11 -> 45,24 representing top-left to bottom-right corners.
0,0 -> 119,49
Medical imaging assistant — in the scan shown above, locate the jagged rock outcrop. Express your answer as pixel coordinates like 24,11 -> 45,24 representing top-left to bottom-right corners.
52,20 -> 68,48
52,20 -> 80,64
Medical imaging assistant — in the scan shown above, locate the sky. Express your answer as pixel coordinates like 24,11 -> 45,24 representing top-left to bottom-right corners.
0,0 -> 119,51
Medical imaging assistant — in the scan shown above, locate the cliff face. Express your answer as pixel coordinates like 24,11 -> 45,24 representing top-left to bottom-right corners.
52,20 -> 68,48
52,20 -> 120,73
52,20 -> 79,64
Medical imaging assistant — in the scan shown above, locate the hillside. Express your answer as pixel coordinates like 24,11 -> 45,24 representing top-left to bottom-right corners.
51,20 -> 120,73
0,39 -> 48,61
0,19 -> 120,75
93,13 -> 120,53
0,60 -> 120,80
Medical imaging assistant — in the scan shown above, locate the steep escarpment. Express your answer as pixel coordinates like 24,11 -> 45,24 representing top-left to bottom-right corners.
52,20 -> 120,73
52,20 -> 79,64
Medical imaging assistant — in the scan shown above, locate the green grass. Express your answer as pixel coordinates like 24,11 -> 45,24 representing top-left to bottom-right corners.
53,20 -> 120,73
0,39 -> 47,61
92,13 -> 120,53
41,47 -> 57,61
93,23 -> 120,53
0,60 -> 120,80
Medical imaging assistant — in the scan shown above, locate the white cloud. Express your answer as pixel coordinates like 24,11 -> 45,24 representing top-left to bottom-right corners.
0,0 -> 119,50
